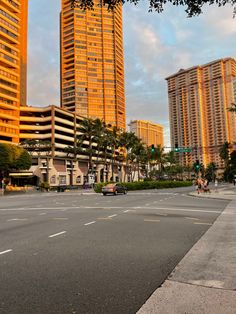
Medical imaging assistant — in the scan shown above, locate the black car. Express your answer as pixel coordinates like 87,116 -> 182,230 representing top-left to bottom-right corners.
102,183 -> 127,196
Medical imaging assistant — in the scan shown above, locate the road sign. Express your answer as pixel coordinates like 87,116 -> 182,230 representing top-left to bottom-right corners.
182,148 -> 192,153
88,174 -> 95,184
173,147 -> 192,153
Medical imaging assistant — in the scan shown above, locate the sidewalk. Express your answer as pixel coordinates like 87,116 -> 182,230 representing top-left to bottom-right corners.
189,183 -> 236,201
137,185 -> 236,314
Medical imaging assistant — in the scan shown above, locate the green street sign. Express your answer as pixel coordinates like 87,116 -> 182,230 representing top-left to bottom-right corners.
183,148 -> 192,153
173,147 -> 192,153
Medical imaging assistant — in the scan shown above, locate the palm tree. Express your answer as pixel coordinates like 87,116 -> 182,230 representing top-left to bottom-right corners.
132,141 -> 146,181
93,119 -> 107,163
119,131 -> 135,181
119,132 -> 143,181
154,145 -> 166,179
205,162 -> 217,182
106,125 -> 119,181
165,150 -> 176,166
219,141 -> 230,168
77,118 -> 101,178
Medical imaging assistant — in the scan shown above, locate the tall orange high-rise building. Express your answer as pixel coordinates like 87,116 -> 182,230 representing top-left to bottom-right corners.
166,58 -> 236,168
0,0 -> 28,143
60,0 -> 126,130
129,120 -> 164,148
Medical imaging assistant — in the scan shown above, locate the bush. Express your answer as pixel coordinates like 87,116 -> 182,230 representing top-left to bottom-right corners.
94,180 -> 192,193
40,182 -> 50,191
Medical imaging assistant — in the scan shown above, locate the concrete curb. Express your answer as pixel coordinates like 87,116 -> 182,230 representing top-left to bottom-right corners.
188,191 -> 236,201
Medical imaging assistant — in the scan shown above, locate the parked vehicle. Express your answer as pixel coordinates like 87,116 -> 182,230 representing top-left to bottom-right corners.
102,183 -> 127,196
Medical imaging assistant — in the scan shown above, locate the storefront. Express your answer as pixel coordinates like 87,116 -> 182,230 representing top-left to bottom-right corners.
8,172 -> 38,187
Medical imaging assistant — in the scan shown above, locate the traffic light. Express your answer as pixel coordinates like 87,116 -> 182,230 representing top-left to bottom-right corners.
195,160 -> 200,171
174,143 -> 180,152
151,144 -> 155,159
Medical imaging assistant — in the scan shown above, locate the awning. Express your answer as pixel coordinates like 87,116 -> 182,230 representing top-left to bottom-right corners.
9,172 -> 34,177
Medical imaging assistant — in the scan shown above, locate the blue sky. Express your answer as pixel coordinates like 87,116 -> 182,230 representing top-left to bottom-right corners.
28,1 -> 236,146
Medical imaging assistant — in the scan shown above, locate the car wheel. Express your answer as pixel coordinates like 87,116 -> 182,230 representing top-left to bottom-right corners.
103,193 -> 107,196
124,190 -> 127,194
113,191 -> 117,195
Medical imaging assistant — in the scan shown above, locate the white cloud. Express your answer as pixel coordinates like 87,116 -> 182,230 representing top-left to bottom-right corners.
27,1 -> 60,107
123,3 -> 236,145
28,1 -> 236,145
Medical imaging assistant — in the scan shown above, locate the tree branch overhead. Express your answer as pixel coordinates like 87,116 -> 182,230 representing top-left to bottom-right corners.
70,0 -> 236,16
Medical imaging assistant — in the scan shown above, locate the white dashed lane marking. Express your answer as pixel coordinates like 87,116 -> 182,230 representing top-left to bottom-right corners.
0,249 -> 12,255
48,231 -> 67,238
53,218 -> 68,220
97,217 -> 112,220
185,217 -> 199,221
7,218 -> 28,221
108,214 -> 117,218
84,221 -> 96,226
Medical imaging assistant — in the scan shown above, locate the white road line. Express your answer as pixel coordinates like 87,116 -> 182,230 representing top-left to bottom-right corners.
48,231 -> 67,238
97,217 -> 112,220
0,206 -> 222,215
53,218 -> 68,220
80,206 -> 222,214
0,249 -> 12,255
144,219 -> 160,223
123,209 -> 136,213
194,222 -> 212,226
108,214 -> 117,218
0,208 -> 26,211
84,221 -> 96,226
7,218 -> 27,221
39,213 -> 46,215
160,207 -> 221,214
185,217 -> 199,221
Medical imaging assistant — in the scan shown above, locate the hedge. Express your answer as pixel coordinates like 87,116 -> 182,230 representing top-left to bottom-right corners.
94,180 -> 192,193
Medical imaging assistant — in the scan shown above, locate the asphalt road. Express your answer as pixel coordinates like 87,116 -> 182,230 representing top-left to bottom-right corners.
0,187 -> 229,314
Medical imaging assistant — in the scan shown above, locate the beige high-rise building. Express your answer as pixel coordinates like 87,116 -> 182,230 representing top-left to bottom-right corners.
60,0 -> 126,130
0,0 -> 28,143
166,58 -> 236,168
129,120 -> 164,147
